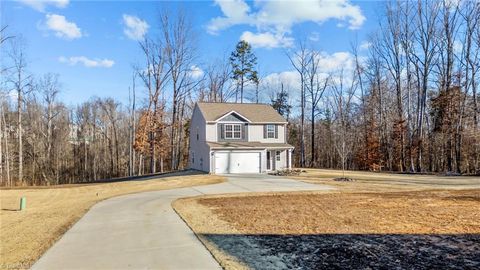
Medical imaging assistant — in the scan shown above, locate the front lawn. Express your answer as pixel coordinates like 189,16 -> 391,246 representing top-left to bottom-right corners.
174,188 -> 480,269
292,168 -> 480,192
0,173 -> 224,269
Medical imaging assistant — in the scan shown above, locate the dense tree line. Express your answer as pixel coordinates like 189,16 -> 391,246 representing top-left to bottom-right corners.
1,0 -> 479,186
0,9 -> 239,186
0,11 -> 201,186
282,0 -> 479,174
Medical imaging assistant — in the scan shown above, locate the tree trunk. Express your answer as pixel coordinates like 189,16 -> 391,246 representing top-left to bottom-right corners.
0,107 -> 3,184
416,77 -> 427,173
300,75 -> 306,167
17,88 -> 23,183
150,131 -> 156,173
114,124 -> 119,176
311,107 -> 315,167
160,155 -> 164,173
240,73 -> 244,103
132,75 -> 137,175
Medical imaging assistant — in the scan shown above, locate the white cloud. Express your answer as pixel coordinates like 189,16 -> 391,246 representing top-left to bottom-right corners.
189,65 -> 204,79
207,0 -> 252,34
122,14 -> 149,41
317,51 -> 355,73
5,90 -> 19,103
43,14 -> 82,40
59,56 -> 114,68
240,31 -> 293,48
453,40 -> 463,54
359,41 -> 372,50
260,51 -> 360,112
262,70 -> 300,90
257,0 -> 365,30
207,0 -> 366,48
18,0 -> 69,12
259,70 -> 300,102
309,31 -> 320,42
208,0 -> 365,33
262,51 -> 356,91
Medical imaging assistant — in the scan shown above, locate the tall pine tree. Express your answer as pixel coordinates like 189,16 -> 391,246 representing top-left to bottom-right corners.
271,84 -> 292,120
230,40 -> 258,103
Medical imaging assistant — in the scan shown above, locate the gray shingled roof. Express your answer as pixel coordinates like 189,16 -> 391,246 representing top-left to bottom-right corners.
196,102 -> 287,123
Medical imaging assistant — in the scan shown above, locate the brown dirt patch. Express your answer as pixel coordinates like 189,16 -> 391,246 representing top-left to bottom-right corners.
0,173 -> 224,270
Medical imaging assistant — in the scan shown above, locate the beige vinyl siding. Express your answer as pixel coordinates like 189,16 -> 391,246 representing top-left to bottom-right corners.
276,150 -> 288,170
206,123 -> 216,141
248,124 -> 285,143
189,105 -> 211,172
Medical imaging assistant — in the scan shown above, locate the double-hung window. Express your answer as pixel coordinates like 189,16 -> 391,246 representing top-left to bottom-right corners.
266,124 -> 276,138
225,124 -> 242,139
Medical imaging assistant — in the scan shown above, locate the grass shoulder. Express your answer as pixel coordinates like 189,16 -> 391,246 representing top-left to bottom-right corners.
1,172 -> 225,269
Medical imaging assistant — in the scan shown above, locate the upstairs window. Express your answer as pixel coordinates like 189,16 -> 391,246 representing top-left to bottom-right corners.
225,124 -> 242,139
266,124 -> 276,138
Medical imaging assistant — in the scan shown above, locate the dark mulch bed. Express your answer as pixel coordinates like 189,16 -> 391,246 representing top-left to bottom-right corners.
333,177 -> 355,182
269,169 -> 304,176
203,233 -> 480,270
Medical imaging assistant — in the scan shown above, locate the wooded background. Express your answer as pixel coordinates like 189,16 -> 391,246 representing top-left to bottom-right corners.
1,0 -> 479,186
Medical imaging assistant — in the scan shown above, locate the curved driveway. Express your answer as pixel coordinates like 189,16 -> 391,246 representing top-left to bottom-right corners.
32,174 -> 333,270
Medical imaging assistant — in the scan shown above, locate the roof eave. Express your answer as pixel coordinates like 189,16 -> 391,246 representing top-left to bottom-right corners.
208,144 -> 295,150
206,121 -> 288,124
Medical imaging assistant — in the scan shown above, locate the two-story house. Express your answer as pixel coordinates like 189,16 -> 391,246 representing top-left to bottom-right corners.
189,102 -> 294,174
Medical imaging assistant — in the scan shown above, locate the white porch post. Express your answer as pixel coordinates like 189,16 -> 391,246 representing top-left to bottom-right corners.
262,149 -> 267,173
288,149 -> 292,170
210,151 -> 215,173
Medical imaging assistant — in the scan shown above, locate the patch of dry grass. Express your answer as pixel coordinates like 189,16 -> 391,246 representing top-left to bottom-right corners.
292,168 -> 480,192
174,170 -> 480,269
192,189 -> 480,235
0,173 -> 224,269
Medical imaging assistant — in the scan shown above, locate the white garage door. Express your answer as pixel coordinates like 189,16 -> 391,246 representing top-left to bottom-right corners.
215,152 -> 260,174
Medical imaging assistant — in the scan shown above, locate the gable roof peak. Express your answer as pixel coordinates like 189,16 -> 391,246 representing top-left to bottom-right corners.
196,102 -> 287,123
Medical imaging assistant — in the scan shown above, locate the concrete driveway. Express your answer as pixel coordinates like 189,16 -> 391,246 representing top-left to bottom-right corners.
32,174 -> 333,270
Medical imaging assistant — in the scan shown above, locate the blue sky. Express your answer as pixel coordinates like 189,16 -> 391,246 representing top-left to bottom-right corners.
1,0 -> 382,106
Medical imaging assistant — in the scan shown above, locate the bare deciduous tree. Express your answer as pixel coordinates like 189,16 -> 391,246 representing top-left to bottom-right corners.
7,37 -> 32,183
305,50 -> 329,167
287,41 -> 311,168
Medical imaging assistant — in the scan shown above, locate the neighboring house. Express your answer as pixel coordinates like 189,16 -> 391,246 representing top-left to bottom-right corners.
189,102 -> 294,174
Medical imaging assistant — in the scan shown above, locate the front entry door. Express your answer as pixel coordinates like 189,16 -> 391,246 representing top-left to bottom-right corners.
266,151 -> 271,170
